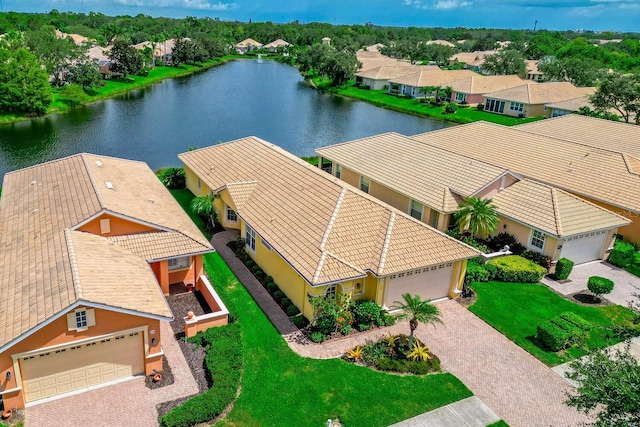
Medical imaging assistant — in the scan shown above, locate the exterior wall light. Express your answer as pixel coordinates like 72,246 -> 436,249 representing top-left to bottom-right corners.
151,338 -> 157,347
5,371 -> 11,381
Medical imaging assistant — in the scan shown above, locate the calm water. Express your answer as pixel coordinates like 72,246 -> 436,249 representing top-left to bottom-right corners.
0,60 -> 450,177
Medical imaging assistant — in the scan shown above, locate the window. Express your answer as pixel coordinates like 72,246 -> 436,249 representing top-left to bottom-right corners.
509,102 -> 524,113
484,99 -> 505,113
530,230 -> 546,251
455,92 -> 466,103
226,205 -> 237,223
168,256 -> 190,270
429,210 -> 440,228
335,164 -> 342,179
197,177 -> 201,189
409,200 -> 423,221
360,176 -> 370,193
245,225 -> 256,251
325,284 -> 338,299
75,310 -> 87,329
99,218 -> 111,234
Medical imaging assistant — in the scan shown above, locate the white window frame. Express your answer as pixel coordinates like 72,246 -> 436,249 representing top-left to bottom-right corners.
325,283 -> 339,299
409,200 -> 423,221
66,308 -> 96,332
360,176 -> 370,193
455,92 -> 466,102
530,229 -> 546,252
168,256 -> 191,271
75,310 -> 88,329
246,225 -> 256,252
509,102 -> 524,113
335,164 -> 342,179
225,205 -> 237,223
429,210 -> 440,228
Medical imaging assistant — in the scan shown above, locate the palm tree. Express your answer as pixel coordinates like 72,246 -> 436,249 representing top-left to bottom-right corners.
454,196 -> 499,238
390,293 -> 443,348
190,193 -> 220,232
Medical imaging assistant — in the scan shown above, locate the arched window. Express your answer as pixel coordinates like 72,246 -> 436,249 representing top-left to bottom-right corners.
325,284 -> 337,299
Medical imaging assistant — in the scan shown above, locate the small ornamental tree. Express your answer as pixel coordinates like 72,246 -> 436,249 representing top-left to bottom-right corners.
391,293 -> 443,348
587,276 -> 614,302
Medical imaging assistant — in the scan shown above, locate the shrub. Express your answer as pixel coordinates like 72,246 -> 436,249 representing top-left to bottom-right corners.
609,241 -> 636,268
464,260 -> 489,285
272,290 -> 285,304
285,303 -> 300,317
290,315 -> 308,329
340,324 -> 352,335
537,320 -> 571,351
264,275 -> 274,285
310,331 -> 326,343
559,312 -> 591,331
315,314 -> 337,335
383,313 -> 396,326
484,263 -> 497,280
521,250 -> 552,269
281,296 -> 293,308
477,103 -> 485,111
357,323 -> 373,332
158,167 -> 185,189
487,255 -> 547,283
444,102 -> 458,114
160,323 -> 242,427
266,281 -> 278,294
361,342 -> 386,365
587,276 -> 614,300
554,258 -> 574,280
488,232 -> 519,251
353,300 -> 383,326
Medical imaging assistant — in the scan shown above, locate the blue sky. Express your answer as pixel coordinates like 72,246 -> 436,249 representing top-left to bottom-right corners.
3,0 -> 639,32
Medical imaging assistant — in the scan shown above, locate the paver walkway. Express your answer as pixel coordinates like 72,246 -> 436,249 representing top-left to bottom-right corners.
25,321 -> 199,427
542,260 -> 640,306
213,230 -> 591,427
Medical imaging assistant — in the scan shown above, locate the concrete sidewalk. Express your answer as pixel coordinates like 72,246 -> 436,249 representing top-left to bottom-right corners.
388,397 -> 500,427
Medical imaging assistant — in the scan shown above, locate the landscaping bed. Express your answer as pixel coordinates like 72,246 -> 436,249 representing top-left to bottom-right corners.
468,281 -> 639,366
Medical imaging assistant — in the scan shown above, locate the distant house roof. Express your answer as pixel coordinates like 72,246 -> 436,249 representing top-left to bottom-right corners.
263,39 -> 291,49
180,137 -> 479,286
483,82 -> 595,105
411,121 -> 640,213
426,39 -> 455,47
55,29 -> 89,46
236,38 -> 263,48
364,43 -> 385,52
87,45 -> 109,61
517,114 -> 640,158
543,96 -> 595,113
316,132 -> 511,213
0,154 -> 213,351
449,50 -> 498,65
450,75 -> 527,95
492,179 -> 629,237
389,69 -> 477,87
525,60 -> 544,76
356,64 -> 433,80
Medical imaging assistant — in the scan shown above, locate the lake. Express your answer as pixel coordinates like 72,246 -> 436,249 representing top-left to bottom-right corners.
0,60 -> 451,177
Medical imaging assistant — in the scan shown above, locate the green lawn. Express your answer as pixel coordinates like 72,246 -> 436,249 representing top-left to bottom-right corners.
469,281 -> 638,366
172,188 -> 473,427
314,78 -> 543,127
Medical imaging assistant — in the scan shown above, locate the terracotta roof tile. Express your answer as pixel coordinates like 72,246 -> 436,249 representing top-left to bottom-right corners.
390,69 -> 477,87
484,82 -> 595,104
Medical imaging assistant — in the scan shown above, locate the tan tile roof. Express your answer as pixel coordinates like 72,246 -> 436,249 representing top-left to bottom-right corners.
390,69 -> 478,87
364,43 -> 385,52
411,121 -> 640,212
484,82 -> 595,105
223,181 -> 258,211
236,38 -> 262,48
180,137 -> 479,285
543,96 -> 594,112
525,60 -> 543,75
450,51 -> 497,64
356,64 -> 427,80
316,132 -> 510,213
450,75 -> 528,94
493,180 -> 629,237
0,153 -> 212,350
107,231 -> 211,261
263,39 -> 291,48
517,114 -> 640,158
426,39 -> 455,47
69,231 -> 172,318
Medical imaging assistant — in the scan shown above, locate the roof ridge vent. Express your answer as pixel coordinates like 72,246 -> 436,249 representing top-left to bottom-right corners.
95,160 -> 102,167
105,181 -> 114,189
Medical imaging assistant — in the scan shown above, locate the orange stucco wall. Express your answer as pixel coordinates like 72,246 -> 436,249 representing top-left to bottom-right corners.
151,255 -> 204,295
478,175 -> 519,199
77,213 -> 157,236
0,307 -> 161,409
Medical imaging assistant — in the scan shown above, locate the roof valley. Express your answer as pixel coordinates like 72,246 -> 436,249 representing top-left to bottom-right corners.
550,187 -> 563,237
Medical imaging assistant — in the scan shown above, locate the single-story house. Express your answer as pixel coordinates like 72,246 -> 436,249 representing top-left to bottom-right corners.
411,120 -> 640,243
525,60 -> 544,82
543,96 -> 595,118
316,132 -> 628,264
179,137 -> 479,320
97,59 -> 119,78
449,50 -> 498,72
0,154 -> 214,408
236,38 -> 263,54
449,75 -> 527,105
355,64 -> 428,90
388,69 -> 477,97
263,39 -> 291,52
482,82 -> 595,117
55,29 -> 89,46
426,39 -> 456,47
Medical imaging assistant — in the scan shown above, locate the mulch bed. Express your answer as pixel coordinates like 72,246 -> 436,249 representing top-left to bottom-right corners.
145,355 -> 175,389
569,291 -> 613,307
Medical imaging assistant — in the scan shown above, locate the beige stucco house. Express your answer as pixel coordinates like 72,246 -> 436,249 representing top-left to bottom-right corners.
449,74 -> 527,105
316,132 -> 628,264
356,64 -> 428,90
388,69 -> 477,97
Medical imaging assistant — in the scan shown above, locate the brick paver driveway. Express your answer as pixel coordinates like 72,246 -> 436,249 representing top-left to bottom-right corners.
25,321 -> 198,427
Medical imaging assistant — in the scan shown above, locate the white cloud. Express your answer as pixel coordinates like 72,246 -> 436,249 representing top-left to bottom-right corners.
112,0 -> 234,11
433,0 -> 472,9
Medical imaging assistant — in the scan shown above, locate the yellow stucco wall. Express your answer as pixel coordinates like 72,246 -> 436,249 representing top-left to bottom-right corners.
574,195 -> 640,244
494,216 -> 559,259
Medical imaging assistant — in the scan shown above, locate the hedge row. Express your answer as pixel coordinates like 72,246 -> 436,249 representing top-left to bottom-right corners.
487,255 -> 547,283
160,323 -> 242,427
609,241 -> 636,268
536,312 -> 590,352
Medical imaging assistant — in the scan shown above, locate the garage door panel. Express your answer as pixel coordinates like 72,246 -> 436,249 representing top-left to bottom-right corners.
20,332 -> 143,403
561,231 -> 607,264
386,264 -> 453,307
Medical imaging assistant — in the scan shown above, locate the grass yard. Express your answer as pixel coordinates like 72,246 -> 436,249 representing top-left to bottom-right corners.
314,79 -> 543,127
469,281 -> 638,366
171,188 -> 473,427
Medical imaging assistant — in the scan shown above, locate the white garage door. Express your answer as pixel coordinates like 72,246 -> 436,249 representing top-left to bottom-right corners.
19,331 -> 143,403
561,230 -> 607,265
386,263 -> 453,307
